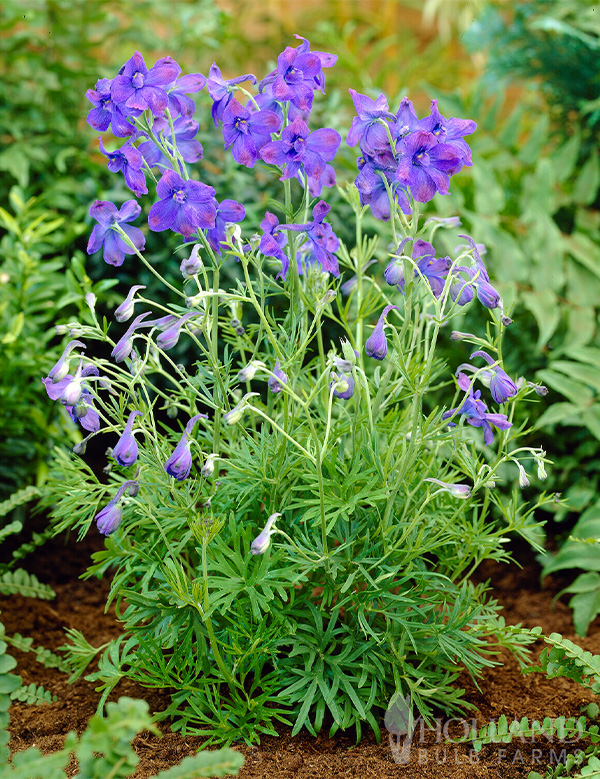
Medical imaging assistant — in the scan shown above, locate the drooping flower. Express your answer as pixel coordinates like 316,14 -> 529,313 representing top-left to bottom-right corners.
347,89 -> 397,155
222,98 -> 281,167
385,238 -> 451,298
469,351 -> 518,404
365,304 -> 399,360
112,410 -> 142,467
98,138 -> 147,196
201,453 -> 218,479
424,478 -> 471,499
260,116 -> 341,181
47,340 -> 85,384
87,200 -> 146,267
251,513 -> 281,555
138,116 -> 203,170
114,285 -> 146,323
442,372 -> 512,446
42,367 -> 101,434
329,355 -> 355,400
111,311 -> 153,362
148,170 -> 216,237
268,360 -> 287,394
156,312 -> 198,350
450,235 -> 500,310
111,52 -> 181,116
237,360 -> 265,383
95,480 -> 139,535
164,413 -> 207,480
207,63 -> 257,126
396,130 -> 461,203
223,393 -> 259,425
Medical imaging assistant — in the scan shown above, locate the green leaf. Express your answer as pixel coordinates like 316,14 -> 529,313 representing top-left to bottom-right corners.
573,150 -> 600,205
521,290 -> 560,349
535,369 -> 594,405
152,749 -> 244,778
553,131 -> 581,182
570,586 -> 600,637
542,506 -> 600,578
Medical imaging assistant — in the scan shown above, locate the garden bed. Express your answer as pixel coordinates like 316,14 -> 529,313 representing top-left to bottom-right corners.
4,529 -> 598,779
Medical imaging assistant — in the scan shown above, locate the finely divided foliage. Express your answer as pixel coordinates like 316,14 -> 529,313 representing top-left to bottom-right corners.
41,37 -> 555,744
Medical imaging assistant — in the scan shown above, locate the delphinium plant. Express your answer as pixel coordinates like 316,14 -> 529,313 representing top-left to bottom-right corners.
43,39 -> 554,744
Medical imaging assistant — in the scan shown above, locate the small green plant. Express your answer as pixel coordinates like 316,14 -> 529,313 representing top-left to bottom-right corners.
463,628 -> 600,778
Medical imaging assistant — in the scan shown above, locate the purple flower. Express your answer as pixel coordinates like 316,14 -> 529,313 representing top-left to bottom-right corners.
418,99 -> 476,167
115,285 -> 146,323
95,480 -> 139,536
222,98 -> 281,167
260,116 -> 341,181
164,413 -> 207,480
207,63 -> 257,127
251,513 -> 281,555
111,312 -> 153,362
87,200 -> 146,267
167,72 -> 206,117
138,116 -> 203,170
98,138 -> 147,196
396,130 -> 461,203
394,96 -> 420,141
42,367 -> 101,433
424,478 -> 471,499
442,372 -> 512,446
385,239 -> 451,298
268,360 -> 287,394
259,212 -> 288,279
111,52 -> 180,116
330,356 -> 355,400
451,235 -> 500,310
86,78 -> 136,137
148,170 -> 216,238
259,36 -> 335,112
180,245 -> 203,278
469,351 -> 518,404
347,89 -> 396,155
112,410 -> 142,467
156,312 -> 197,350
282,201 -> 340,277
205,198 -> 246,254
299,163 -> 336,197
47,340 -> 85,383
355,156 -> 411,222
365,304 -> 399,360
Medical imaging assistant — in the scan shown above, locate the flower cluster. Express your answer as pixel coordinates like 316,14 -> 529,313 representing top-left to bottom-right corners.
348,90 -> 476,216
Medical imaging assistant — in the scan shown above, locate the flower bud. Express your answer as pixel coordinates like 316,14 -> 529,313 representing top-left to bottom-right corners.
223,393 -> 259,425
112,410 -> 142,467
516,461 -> 530,489
251,513 -> 281,555
180,245 -> 203,279
85,292 -> 97,311
237,360 -> 264,382
268,360 -> 287,394
235,325 -> 245,336
365,304 -> 398,361
424,478 -> 471,499
156,313 -> 197,351
48,340 -> 86,384
164,413 -> 207,481
115,285 -> 146,323
201,453 -> 218,479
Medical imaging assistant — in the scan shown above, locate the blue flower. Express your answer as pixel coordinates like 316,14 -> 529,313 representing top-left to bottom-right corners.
112,410 -> 142,467
222,98 -> 281,168
98,138 -> 147,196
251,513 -> 281,555
442,372 -> 512,446
365,304 -> 399,360
111,52 -> 180,117
282,201 -> 340,277
95,480 -> 139,535
138,116 -> 204,170
114,285 -> 146,323
87,200 -> 146,267
347,89 -> 396,155
148,170 -> 216,238
164,413 -> 207,481
207,63 -> 257,127
260,116 -> 341,181
268,360 -> 287,394
469,350 -> 518,404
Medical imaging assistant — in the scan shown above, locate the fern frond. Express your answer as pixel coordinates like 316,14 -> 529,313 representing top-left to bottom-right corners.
10,682 -> 56,705
9,527 -> 54,566
0,486 -> 41,520
5,633 -> 70,673
0,569 -> 55,600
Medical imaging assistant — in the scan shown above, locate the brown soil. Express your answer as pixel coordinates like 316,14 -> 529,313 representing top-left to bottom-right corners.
3,528 -> 599,779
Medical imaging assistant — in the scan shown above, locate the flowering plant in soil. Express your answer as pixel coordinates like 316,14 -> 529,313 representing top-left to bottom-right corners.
44,40 -> 554,745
